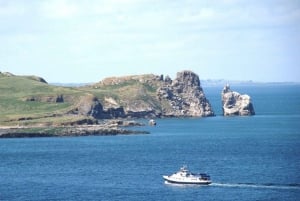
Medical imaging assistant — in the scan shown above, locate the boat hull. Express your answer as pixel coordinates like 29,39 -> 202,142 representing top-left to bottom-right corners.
163,176 -> 211,185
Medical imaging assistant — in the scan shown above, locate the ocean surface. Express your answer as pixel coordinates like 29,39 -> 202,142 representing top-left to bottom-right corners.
1,84 -> 300,201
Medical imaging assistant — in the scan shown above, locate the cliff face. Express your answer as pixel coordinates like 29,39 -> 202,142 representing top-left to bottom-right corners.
157,71 -> 214,117
221,84 -> 255,116
89,70 -> 214,118
75,94 -> 103,118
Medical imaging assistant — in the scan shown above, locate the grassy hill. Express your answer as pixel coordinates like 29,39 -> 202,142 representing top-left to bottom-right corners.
81,74 -> 164,111
0,72 -> 91,126
0,72 -> 164,126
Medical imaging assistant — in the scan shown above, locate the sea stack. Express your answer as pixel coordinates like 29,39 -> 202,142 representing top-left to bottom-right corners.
157,70 -> 215,117
221,84 -> 255,116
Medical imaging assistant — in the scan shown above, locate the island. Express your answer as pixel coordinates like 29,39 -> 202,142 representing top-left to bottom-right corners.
0,70 -> 214,137
0,70 -> 256,137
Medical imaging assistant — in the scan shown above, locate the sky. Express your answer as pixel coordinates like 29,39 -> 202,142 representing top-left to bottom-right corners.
0,0 -> 300,83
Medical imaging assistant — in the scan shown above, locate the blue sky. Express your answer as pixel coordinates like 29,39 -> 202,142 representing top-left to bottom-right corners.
0,0 -> 299,83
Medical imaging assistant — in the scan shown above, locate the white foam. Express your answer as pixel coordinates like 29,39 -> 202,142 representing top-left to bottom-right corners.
211,183 -> 300,190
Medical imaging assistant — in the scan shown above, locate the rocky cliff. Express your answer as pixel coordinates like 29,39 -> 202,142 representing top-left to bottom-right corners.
157,71 -> 214,117
93,70 -> 214,118
221,84 -> 255,116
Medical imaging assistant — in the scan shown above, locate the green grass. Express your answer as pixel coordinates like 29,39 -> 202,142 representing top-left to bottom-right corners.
83,79 -> 159,102
0,73 -> 164,126
0,76 -> 85,125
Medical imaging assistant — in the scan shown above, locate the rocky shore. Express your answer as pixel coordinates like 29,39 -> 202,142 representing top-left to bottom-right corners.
0,120 -> 149,138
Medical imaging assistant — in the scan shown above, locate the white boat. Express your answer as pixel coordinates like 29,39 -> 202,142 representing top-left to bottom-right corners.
148,119 -> 156,126
163,166 -> 211,185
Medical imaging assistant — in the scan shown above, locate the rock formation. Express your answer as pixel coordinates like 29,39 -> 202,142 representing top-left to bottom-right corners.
157,70 -> 214,117
94,71 -> 214,118
221,84 -> 255,116
74,94 -> 103,118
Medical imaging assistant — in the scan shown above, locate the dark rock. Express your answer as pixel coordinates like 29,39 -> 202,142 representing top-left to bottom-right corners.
159,74 -> 164,81
24,95 -> 64,103
56,94 -> 64,102
164,75 -> 172,84
107,120 -> 145,127
102,107 -> 126,118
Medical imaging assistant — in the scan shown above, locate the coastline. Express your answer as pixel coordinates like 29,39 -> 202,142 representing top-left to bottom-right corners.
0,120 -> 150,138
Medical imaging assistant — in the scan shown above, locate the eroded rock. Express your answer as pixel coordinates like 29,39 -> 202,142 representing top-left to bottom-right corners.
157,70 -> 214,117
221,84 -> 255,116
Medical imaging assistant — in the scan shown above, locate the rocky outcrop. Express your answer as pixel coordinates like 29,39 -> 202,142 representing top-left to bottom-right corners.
157,70 -> 214,117
75,94 -> 103,118
102,96 -> 156,118
0,120 -> 149,138
221,84 -> 255,116
124,100 -> 158,118
95,71 -> 214,118
102,107 -> 126,118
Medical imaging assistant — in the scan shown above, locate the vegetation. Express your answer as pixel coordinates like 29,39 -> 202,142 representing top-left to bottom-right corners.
81,76 -> 163,110
0,72 -> 164,126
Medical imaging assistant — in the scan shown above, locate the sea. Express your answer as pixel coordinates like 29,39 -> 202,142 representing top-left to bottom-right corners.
1,84 -> 300,201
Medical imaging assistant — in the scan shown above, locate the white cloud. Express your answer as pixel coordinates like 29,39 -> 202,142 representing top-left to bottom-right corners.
1,0 -> 300,82
179,8 -> 217,23
38,0 -> 80,19
0,1 -> 27,17
176,1 -> 300,30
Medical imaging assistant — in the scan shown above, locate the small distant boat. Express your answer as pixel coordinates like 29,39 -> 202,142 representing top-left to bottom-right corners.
148,119 -> 156,126
163,166 -> 211,185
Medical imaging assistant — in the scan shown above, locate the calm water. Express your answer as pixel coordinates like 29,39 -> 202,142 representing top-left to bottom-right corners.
1,85 -> 300,201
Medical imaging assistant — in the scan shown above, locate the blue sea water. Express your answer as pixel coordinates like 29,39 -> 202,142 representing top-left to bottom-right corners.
1,85 -> 300,201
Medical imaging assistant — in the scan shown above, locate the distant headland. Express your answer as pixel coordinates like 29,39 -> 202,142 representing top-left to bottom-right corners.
0,70 -> 256,137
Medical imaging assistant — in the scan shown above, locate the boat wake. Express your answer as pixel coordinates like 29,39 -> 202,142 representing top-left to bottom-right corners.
211,182 -> 300,190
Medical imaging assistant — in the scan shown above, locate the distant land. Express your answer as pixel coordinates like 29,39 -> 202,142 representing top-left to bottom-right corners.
50,80 -> 300,87
0,70 -> 298,138
201,79 -> 300,87
0,70 -> 214,137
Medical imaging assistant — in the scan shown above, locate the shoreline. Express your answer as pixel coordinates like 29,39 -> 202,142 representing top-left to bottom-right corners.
0,120 -> 150,138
